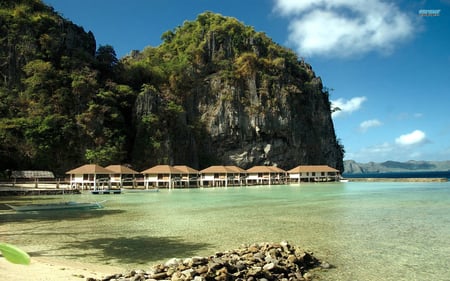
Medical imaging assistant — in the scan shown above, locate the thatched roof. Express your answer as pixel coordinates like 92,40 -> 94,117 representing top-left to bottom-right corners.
66,164 -> 112,175
287,165 -> 339,173
225,165 -> 247,174
200,165 -> 235,174
141,165 -> 183,174
246,166 -> 286,173
173,165 -> 199,174
268,166 -> 287,173
105,165 -> 139,174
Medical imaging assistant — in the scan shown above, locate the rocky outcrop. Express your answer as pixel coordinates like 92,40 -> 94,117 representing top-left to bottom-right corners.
193,73 -> 342,171
87,241 -> 329,281
132,13 -> 344,171
0,0 -> 96,88
0,2 -> 343,173
343,160 -> 365,174
133,71 -> 343,171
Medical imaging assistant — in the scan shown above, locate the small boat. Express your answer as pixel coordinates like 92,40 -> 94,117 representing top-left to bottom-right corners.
339,178 -> 349,182
6,201 -> 103,212
123,188 -> 159,193
91,189 -> 122,195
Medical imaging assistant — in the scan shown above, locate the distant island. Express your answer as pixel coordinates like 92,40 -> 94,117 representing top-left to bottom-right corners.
344,160 -> 450,174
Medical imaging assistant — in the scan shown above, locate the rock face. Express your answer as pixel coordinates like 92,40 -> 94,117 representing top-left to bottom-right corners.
194,72 -> 342,171
88,241 -> 327,281
134,72 -> 343,171
0,3 -> 343,173
0,0 -> 96,88
131,12 -> 344,171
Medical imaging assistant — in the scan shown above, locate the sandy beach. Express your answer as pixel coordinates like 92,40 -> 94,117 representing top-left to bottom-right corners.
0,257 -> 124,281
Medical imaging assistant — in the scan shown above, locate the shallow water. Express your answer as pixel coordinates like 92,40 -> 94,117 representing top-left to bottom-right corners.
1,182 -> 449,280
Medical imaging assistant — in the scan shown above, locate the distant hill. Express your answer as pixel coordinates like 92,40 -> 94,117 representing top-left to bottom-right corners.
344,160 -> 450,174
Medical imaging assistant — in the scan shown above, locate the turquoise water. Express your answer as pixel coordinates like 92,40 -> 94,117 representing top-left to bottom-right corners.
1,182 -> 450,280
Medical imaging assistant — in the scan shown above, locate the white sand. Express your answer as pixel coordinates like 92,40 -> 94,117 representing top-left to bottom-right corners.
0,257 -> 124,281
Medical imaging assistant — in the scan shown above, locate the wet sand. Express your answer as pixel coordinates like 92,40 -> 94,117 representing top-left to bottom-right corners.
0,257 -> 123,281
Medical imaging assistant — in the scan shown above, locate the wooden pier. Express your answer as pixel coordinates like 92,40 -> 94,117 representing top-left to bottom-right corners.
0,179 -> 80,196
0,188 -> 81,196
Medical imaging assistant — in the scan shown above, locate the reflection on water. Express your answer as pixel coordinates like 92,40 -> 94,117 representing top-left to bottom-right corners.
1,182 -> 449,280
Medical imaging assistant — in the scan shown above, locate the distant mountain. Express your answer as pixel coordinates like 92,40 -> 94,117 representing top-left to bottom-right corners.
343,160 -> 450,174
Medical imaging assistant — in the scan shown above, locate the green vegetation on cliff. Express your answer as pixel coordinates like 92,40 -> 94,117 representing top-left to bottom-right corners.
0,1 -> 344,175
0,0 -> 133,173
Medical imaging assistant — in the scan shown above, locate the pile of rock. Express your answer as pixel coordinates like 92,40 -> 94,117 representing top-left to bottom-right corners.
88,241 -> 330,281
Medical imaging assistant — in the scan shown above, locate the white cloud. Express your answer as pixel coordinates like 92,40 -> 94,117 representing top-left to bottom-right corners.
274,0 -> 415,57
331,96 -> 367,117
395,130 -> 427,146
345,130 -> 432,162
364,142 -> 394,154
359,119 -> 382,132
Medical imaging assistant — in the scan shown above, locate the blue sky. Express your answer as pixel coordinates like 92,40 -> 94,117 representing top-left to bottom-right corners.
43,0 -> 450,163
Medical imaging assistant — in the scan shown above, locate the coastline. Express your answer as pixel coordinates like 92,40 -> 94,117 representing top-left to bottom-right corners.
0,257 -> 123,281
1,177 -> 447,196
1,242 -> 324,281
346,177 -> 447,182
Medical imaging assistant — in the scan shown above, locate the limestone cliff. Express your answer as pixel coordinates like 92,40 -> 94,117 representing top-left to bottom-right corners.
130,12 -> 344,171
0,2 -> 343,173
0,0 -> 96,88
193,70 -> 343,170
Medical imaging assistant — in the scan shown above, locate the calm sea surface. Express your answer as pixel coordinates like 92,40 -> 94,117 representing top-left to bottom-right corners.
1,182 -> 450,281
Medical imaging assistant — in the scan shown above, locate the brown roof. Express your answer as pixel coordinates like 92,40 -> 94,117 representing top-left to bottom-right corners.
225,166 -> 247,174
247,166 -> 286,173
267,166 -> 286,173
287,165 -> 339,173
66,164 -> 112,175
200,165 -> 235,174
173,165 -> 199,174
141,165 -> 183,174
105,165 -> 139,174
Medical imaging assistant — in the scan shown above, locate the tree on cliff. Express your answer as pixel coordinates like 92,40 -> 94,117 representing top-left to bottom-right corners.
0,0 -> 133,173
121,12 -> 344,171
0,1 -> 344,174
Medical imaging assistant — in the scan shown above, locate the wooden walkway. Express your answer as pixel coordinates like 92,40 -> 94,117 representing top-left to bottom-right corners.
0,188 -> 81,196
0,180 -> 80,196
